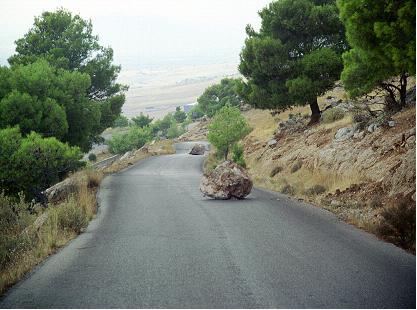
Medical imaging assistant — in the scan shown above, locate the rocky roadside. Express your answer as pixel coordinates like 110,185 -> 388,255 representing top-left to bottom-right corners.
184,87 -> 416,252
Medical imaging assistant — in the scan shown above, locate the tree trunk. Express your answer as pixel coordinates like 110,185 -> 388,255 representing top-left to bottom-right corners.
224,146 -> 229,160
308,99 -> 321,125
400,73 -> 408,107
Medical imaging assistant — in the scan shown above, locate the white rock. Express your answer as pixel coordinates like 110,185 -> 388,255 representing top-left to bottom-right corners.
267,139 -> 278,148
367,123 -> 378,133
388,120 -> 396,127
334,127 -> 354,141
120,151 -> 132,161
353,131 -> 365,139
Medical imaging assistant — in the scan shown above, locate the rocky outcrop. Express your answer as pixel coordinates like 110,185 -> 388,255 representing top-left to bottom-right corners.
334,127 -> 354,141
200,161 -> 253,199
44,177 -> 80,204
178,119 -> 210,141
189,144 -> 206,155
267,139 -> 278,148
275,113 -> 306,136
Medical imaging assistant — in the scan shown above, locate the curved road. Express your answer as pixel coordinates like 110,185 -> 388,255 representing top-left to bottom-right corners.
1,142 -> 415,308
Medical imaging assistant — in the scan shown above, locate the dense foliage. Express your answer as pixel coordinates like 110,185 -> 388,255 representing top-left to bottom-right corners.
7,9 -> 126,144
239,0 -> 347,121
196,78 -> 242,117
108,112 -> 186,154
0,60 -> 104,151
338,0 -> 416,109
150,113 -> 177,137
232,144 -> 247,168
173,106 -> 187,123
108,127 -> 152,154
0,127 -> 84,199
113,115 -> 129,127
207,106 -> 251,159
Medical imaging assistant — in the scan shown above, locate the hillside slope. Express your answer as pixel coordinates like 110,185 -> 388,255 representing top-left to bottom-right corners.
181,85 -> 416,252
242,88 -> 415,251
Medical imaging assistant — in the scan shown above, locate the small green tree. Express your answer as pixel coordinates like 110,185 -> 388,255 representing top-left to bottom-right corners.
113,115 -> 129,127
189,105 -> 205,121
131,113 -> 153,128
207,106 -> 251,159
150,113 -> 175,137
337,0 -> 415,109
173,106 -> 187,123
0,60 -> 103,151
239,0 -> 347,122
8,8 -> 127,131
232,144 -> 246,168
197,78 -> 242,117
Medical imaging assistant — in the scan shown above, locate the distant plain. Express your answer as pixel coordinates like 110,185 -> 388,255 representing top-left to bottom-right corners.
118,62 -> 240,119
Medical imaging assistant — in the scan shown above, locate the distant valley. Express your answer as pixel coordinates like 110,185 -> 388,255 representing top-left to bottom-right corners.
117,62 -> 240,119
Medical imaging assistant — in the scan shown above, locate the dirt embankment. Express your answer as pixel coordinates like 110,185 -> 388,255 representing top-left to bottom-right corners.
242,86 -> 415,251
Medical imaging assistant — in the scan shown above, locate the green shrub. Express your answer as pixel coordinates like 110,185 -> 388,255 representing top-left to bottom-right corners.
113,115 -> 129,127
131,113 -> 153,128
13,131 -> 84,199
166,121 -> 185,139
88,153 -> 97,162
150,113 -> 175,137
174,107 -> 187,123
57,199 -> 88,234
0,127 -> 84,199
207,106 -> 251,159
232,144 -> 246,168
108,126 -> 152,154
322,107 -> 345,123
189,105 -> 205,120
196,78 -> 242,117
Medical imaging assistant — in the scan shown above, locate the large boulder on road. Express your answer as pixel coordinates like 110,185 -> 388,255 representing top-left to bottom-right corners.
189,144 -> 206,155
200,160 -> 253,199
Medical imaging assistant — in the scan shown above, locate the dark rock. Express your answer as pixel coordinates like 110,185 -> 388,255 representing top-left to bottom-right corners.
189,144 -> 206,155
270,166 -> 283,177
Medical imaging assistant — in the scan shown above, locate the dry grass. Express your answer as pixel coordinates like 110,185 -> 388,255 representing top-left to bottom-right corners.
95,151 -> 112,162
203,150 -> 222,174
252,166 -> 365,202
242,109 -> 277,141
0,168 -> 101,295
321,114 -> 354,133
0,139 -> 174,296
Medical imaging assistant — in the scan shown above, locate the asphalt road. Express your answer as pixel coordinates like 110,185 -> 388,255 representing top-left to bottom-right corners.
1,142 -> 415,308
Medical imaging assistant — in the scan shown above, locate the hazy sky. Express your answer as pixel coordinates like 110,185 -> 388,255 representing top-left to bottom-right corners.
0,0 -> 271,69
